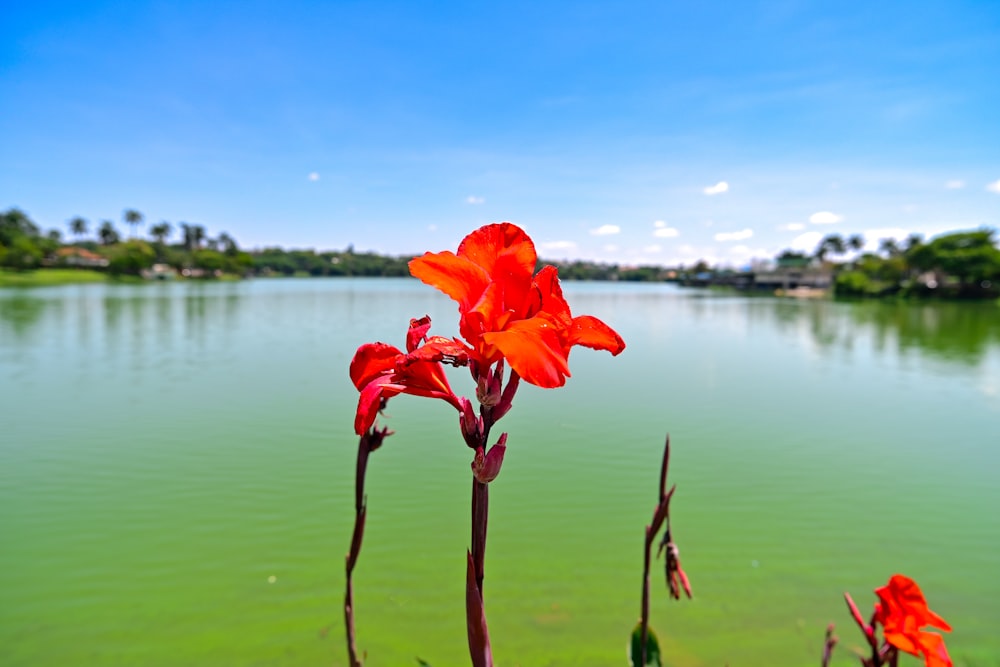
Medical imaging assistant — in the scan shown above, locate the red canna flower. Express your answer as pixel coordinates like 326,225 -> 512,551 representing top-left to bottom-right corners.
349,317 -> 463,435
874,574 -> 952,667
408,223 -> 625,388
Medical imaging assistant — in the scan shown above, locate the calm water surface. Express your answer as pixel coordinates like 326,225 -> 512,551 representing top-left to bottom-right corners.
1,279 -> 998,666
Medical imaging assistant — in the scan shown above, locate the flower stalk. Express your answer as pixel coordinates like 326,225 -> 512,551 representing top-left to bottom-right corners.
637,435 -> 691,666
344,427 -> 389,667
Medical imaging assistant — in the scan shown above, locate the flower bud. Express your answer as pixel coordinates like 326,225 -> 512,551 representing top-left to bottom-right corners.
459,397 -> 482,448
471,433 -> 507,483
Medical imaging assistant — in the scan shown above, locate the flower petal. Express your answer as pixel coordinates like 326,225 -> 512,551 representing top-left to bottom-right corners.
484,316 -> 570,388
354,376 -> 404,435
350,342 -> 403,390
457,222 -> 537,280
410,251 -> 490,311
569,315 -> 626,355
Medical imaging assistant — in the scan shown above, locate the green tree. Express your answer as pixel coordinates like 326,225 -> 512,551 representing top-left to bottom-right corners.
0,208 -> 40,246
123,209 -> 144,239
98,220 -> 121,246
908,229 -> 1000,289
879,237 -> 902,258
150,221 -> 172,245
847,234 -> 865,252
192,249 -> 225,273
180,223 -> 205,251
69,216 -> 88,242
218,232 -> 238,255
3,235 -> 43,270
107,240 -> 155,276
814,234 -> 845,261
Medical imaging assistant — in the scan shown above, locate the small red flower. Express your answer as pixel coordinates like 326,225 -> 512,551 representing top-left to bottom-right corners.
874,574 -> 952,667
349,317 -> 462,435
409,223 -> 625,388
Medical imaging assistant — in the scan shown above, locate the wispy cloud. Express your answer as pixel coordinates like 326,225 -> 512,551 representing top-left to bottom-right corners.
809,211 -> 842,224
987,179 -> 1000,194
653,220 -> 680,238
778,223 -> 805,231
643,244 -> 662,254
590,224 -> 621,236
466,195 -> 485,204
703,181 -> 729,195
715,228 -> 753,242
945,180 -> 965,189
540,240 -> 577,252
790,231 -> 823,253
308,172 -> 320,182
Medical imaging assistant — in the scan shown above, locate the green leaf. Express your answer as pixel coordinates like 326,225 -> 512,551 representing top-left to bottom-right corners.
629,622 -> 662,667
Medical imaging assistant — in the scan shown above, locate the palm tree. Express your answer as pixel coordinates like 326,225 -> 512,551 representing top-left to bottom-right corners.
879,238 -> 901,258
123,209 -> 144,239
69,216 -> 88,242
814,234 -> 846,261
150,222 -> 172,245
180,222 -> 206,251
98,220 -> 120,246
218,232 -> 237,255
191,224 -> 206,250
847,234 -> 865,252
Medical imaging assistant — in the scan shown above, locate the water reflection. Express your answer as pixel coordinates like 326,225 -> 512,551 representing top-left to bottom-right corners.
739,298 -> 1000,366
2,283 -> 999,370
0,292 -> 46,339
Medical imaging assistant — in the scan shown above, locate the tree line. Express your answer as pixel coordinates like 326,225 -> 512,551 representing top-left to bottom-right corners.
3,207 -> 998,296
767,230 -> 1000,298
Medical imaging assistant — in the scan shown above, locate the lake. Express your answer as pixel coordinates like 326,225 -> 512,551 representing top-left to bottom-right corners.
1,279 -> 998,666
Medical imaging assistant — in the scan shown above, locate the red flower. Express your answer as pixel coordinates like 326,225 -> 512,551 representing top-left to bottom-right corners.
874,574 -> 952,667
409,223 -> 625,387
349,317 -> 462,435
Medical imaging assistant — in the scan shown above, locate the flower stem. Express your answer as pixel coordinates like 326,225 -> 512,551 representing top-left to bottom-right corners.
467,478 -> 493,666
344,429 -> 384,667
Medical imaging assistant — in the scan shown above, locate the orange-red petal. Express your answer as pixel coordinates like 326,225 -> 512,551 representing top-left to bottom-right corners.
569,315 -> 626,355
350,342 -> 403,390
457,222 -> 537,280
409,251 -> 490,311
484,316 -> 570,388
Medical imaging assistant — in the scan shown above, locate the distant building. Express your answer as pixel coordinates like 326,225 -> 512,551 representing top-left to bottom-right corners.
753,256 -> 832,290
141,263 -> 178,280
56,247 -> 109,268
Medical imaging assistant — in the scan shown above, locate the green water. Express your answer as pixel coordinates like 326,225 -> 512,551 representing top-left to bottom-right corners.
1,280 -> 998,667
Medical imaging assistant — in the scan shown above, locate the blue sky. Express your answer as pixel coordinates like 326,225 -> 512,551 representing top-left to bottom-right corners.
2,1 -> 998,266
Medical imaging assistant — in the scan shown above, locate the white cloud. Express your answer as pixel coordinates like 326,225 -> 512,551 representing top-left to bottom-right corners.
603,244 -> 619,252
540,240 -> 577,251
308,172 -> 320,182
643,244 -> 662,254
590,224 -> 621,236
987,179 -> 1000,194
714,228 -> 754,242
703,181 -> 729,195
790,231 -> 823,252
778,223 -> 806,231
466,195 -> 485,204
945,180 -> 965,190
809,211 -> 843,224
653,224 -> 680,238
